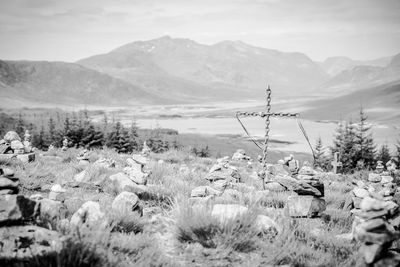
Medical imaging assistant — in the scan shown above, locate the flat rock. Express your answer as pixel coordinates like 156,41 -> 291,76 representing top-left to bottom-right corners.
368,173 -> 382,182
16,153 -> 35,163
298,166 -> 318,176
0,177 -> 19,192
359,243 -> 386,264
0,195 -> 37,224
0,225 -> 60,262
381,175 -> 394,184
360,197 -> 387,212
38,198 -> 68,220
211,179 -> 228,191
287,195 -> 326,217
206,168 -> 241,183
190,186 -> 221,197
294,181 -> 324,197
353,187 -> 370,198
254,215 -> 279,233
10,140 -> 24,150
131,154 -> 148,165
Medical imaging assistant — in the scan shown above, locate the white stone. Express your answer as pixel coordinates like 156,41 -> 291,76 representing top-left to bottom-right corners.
254,215 -> 280,233
381,176 -> 393,184
352,188 -> 370,198
109,172 -> 136,192
112,192 -> 140,215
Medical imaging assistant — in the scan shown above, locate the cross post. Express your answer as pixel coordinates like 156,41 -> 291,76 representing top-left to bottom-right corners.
331,152 -> 342,174
236,86 -> 299,189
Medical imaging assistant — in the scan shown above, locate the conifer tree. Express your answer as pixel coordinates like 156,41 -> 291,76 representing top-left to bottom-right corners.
314,137 -> 328,170
15,113 -> 25,137
48,117 -> 56,145
106,122 -> 133,153
354,107 -> 376,169
129,120 -> 139,151
395,140 -> 400,166
377,143 -> 391,164
81,124 -> 104,149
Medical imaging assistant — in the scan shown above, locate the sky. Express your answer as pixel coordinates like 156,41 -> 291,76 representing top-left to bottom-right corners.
0,0 -> 399,62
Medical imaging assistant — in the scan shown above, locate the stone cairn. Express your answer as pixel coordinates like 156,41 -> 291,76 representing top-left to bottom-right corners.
141,141 -> 151,157
189,156 -> 242,204
231,149 -> 251,162
0,167 -> 61,263
354,197 -> 400,266
0,131 -> 35,163
349,161 -> 400,266
61,137 -> 69,151
286,162 -> 326,217
109,150 -> 151,194
77,149 -> 90,166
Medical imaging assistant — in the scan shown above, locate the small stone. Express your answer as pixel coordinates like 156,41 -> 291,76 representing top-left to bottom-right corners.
298,166 -> 317,176
352,188 -> 370,198
211,179 -> 228,191
355,226 -> 395,244
0,189 -> 15,195
360,243 -> 386,264
10,140 -> 24,151
0,177 -> 19,192
1,168 -> 15,178
190,186 -> 221,198
109,172 -> 137,193
39,198 -> 68,220
352,196 -> 363,209
78,159 -> 90,166
30,194 -> 43,200
74,170 -> 88,183
368,173 -> 382,182
131,154 -> 148,165
361,218 -> 386,231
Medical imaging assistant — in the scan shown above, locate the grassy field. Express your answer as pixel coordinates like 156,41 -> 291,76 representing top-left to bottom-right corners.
1,147 -> 367,266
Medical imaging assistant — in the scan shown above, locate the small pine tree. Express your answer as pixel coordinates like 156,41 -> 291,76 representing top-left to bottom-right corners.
106,122 -> 133,153
395,140 -> 400,167
15,113 -> 25,137
48,117 -> 56,145
129,121 -> 139,152
354,107 -> 376,169
32,126 -> 46,149
377,143 -> 391,165
314,137 -> 328,170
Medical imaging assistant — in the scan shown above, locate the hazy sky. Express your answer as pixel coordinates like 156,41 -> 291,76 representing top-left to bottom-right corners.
0,0 -> 399,62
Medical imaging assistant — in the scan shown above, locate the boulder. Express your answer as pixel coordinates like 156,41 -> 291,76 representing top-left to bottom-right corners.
0,195 -> 37,224
0,177 -> 19,193
74,170 -> 88,183
10,140 -> 24,151
381,176 -> 394,184
211,179 -> 228,191
360,197 -> 388,212
16,153 -> 35,163
48,184 -> 67,202
112,191 -> 141,215
211,204 -> 248,223
4,131 -> 21,142
130,154 -> 148,165
287,195 -> 326,217
298,166 -> 318,176
0,225 -> 60,262
70,201 -> 107,228
124,167 -> 148,185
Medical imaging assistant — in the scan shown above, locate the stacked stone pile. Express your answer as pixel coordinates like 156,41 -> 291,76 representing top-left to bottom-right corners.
61,137 -> 69,151
231,149 -> 251,161
109,153 -> 151,194
0,131 -> 35,163
93,157 -> 116,169
354,197 -> 400,266
77,149 -> 90,166
287,163 -> 326,217
205,157 -> 241,184
0,167 -> 61,263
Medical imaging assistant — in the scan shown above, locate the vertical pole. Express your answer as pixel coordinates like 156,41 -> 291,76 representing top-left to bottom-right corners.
262,85 -> 272,190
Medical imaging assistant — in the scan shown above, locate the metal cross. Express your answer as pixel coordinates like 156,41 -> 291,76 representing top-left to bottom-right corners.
236,86 -> 300,189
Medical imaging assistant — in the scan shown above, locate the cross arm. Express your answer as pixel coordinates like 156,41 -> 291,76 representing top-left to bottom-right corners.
236,111 -> 299,118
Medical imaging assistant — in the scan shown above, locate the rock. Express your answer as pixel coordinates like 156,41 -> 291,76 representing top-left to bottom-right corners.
267,164 -> 289,176
112,191 -> 141,215
335,232 -> 353,241
361,218 -> 386,232
0,195 -> 37,224
78,159 -> 90,166
131,154 -> 148,165
4,131 -> 21,142
218,189 -> 242,202
109,172 -> 137,192
211,204 -> 248,223
231,149 -> 251,161
48,184 -> 67,201
287,195 -> 326,217
381,176 -> 394,184
1,168 -> 15,178
124,167 -> 148,185
0,225 -> 60,262
74,170 -> 88,183
15,153 -> 35,163
10,140 -> 24,151
360,197 -> 388,212
353,188 -> 370,198
30,194 -> 43,201
70,201 -> 107,228
0,143 -> 12,154
38,198 -> 68,220
211,179 -> 228,191
353,196 -> 363,209
264,182 -> 286,191
206,168 -> 241,183
294,181 -> 324,197
0,189 -> 15,195
369,173 -> 382,183
273,175 -> 299,190
359,243 -> 386,264
0,177 -> 19,193
254,215 -> 279,233
355,226 -> 395,244
93,158 -> 115,168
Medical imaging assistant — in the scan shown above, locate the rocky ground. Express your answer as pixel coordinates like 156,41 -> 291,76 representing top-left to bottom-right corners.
1,146 -> 400,267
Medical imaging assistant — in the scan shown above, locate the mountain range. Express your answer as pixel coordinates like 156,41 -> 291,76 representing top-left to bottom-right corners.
0,36 -> 399,111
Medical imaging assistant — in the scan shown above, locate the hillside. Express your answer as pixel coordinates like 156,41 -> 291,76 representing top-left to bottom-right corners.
302,80 -> 400,124
317,53 -> 400,96
0,60 -> 169,108
78,36 -> 329,99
